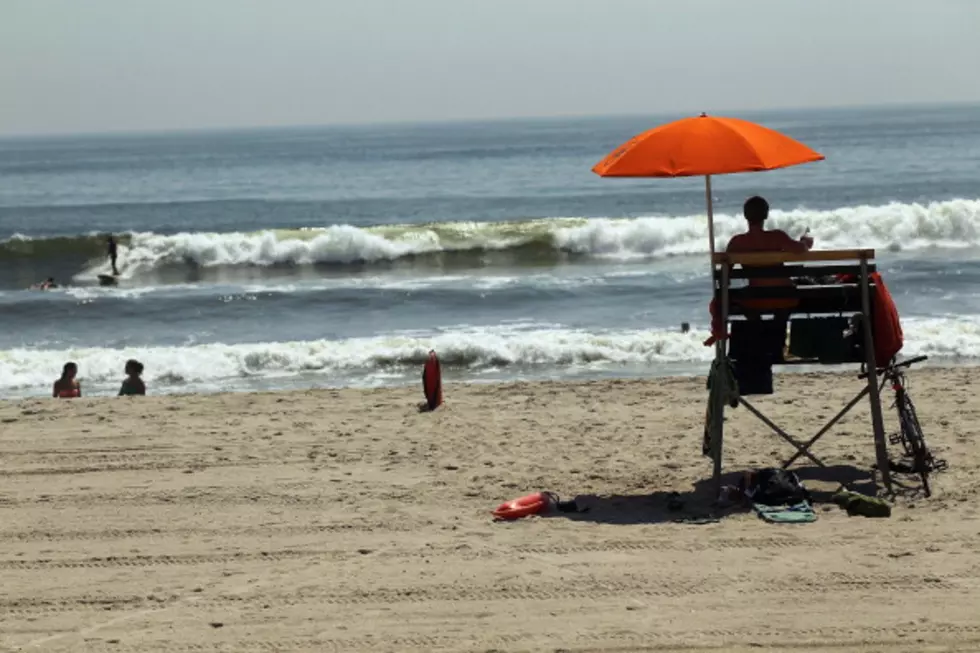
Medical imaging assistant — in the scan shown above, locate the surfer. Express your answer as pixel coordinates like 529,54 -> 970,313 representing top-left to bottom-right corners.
53,362 -> 81,398
118,359 -> 146,396
107,235 -> 120,276
31,277 -> 58,290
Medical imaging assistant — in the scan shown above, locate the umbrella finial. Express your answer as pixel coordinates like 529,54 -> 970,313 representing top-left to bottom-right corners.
699,112 -> 707,118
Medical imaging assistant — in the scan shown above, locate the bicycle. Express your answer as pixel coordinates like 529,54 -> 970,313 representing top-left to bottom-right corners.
861,355 -> 947,496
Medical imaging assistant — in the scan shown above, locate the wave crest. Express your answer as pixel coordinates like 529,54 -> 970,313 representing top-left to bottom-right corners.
2,198 -> 979,281
0,326 -> 712,392
1,316 -> 977,395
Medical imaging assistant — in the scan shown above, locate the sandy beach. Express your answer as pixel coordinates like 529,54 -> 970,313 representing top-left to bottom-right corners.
2,368 -> 979,652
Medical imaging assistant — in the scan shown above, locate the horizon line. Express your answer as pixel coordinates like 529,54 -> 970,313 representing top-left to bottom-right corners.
1,99 -> 977,141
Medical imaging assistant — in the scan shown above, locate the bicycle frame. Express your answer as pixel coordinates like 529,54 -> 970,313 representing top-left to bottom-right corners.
869,356 -> 946,497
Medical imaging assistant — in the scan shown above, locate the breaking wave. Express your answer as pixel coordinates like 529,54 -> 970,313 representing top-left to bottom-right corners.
0,316 -> 977,396
0,325 -> 712,394
1,198 -> 978,281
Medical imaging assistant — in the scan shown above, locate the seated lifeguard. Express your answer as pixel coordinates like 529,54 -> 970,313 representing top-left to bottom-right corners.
726,196 -> 813,275
705,196 -> 814,346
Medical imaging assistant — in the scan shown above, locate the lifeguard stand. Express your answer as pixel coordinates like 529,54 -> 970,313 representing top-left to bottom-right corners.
706,249 -> 892,496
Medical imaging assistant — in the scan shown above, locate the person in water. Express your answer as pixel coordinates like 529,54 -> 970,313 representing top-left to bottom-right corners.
53,362 -> 81,398
33,277 -> 57,290
107,235 -> 120,276
118,359 -> 146,396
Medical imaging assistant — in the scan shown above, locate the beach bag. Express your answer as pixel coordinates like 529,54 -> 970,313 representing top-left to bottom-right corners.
743,468 -> 810,506
869,272 -> 903,364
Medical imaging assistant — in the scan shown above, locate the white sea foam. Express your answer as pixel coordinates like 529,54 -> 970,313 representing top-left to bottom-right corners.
553,198 -> 980,257
4,315 -> 980,397
0,325 -> 714,394
65,198 -> 980,279
901,316 -> 980,359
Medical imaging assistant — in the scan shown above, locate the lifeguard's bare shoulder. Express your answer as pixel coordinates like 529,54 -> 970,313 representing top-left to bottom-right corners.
725,233 -> 747,252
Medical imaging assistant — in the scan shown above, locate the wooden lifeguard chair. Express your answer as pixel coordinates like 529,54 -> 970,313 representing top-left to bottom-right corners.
706,248 -> 892,496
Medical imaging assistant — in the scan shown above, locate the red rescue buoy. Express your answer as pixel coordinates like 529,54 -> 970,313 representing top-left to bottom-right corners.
492,492 -> 553,520
422,350 -> 443,411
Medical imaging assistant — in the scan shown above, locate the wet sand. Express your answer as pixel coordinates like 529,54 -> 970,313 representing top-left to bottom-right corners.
2,368 -> 979,652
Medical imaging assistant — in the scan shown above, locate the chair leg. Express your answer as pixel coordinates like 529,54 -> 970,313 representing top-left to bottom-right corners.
859,258 -> 892,492
739,397 -> 827,468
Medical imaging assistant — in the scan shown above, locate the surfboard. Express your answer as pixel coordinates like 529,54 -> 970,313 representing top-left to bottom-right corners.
422,350 -> 443,411
97,274 -> 119,287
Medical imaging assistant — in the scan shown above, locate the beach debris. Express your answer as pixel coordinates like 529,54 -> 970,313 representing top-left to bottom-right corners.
832,490 -> 892,518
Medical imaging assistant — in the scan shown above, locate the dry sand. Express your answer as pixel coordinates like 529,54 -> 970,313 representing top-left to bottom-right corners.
2,367 -> 979,652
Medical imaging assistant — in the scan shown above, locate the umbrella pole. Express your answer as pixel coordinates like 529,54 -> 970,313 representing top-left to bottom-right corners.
705,175 -> 715,258
704,174 -> 726,499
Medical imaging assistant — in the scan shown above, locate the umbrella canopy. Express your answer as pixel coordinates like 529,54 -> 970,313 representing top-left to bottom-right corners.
592,113 -> 824,258
592,114 -> 824,178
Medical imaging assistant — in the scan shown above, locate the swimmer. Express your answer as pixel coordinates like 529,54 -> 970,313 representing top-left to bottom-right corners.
53,362 -> 81,398
118,359 -> 146,396
31,277 -> 58,290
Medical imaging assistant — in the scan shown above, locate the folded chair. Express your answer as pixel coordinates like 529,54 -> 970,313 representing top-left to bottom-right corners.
705,249 -> 892,497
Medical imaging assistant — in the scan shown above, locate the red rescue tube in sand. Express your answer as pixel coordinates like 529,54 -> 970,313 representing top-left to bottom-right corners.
422,350 -> 443,411
492,492 -> 550,520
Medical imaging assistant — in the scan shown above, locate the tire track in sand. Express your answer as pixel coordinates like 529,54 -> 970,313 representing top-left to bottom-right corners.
1,571 -> 969,615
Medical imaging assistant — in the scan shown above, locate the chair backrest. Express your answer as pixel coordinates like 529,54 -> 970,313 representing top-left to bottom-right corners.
712,249 -> 876,317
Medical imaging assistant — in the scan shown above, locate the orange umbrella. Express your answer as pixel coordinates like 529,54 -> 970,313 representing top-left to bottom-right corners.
593,113 -> 824,256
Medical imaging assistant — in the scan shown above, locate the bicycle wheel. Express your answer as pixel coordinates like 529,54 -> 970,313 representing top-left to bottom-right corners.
896,390 -> 931,496
888,380 -> 916,458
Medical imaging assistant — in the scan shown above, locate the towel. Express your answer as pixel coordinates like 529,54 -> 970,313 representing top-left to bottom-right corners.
753,501 -> 817,524
703,357 -> 739,456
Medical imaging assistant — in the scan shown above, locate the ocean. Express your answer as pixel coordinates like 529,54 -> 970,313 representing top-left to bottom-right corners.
2,104 -> 980,398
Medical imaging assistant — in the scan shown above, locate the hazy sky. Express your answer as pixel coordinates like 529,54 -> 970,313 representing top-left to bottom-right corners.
2,0 -> 978,135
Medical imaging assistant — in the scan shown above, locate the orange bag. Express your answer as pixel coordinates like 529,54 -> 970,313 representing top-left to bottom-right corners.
868,272 -> 903,364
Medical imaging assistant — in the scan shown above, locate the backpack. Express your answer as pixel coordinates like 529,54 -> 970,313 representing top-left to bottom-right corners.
742,468 -> 810,506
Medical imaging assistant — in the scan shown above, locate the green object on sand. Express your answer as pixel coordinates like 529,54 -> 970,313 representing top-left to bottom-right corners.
753,501 -> 817,524
704,357 -> 739,455
832,490 -> 892,518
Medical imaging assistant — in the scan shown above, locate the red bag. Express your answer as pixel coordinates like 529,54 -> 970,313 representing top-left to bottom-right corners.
868,272 -> 903,364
